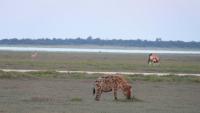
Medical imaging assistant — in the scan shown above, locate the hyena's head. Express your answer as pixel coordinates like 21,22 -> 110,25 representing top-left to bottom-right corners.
93,78 -> 102,95
123,85 -> 132,99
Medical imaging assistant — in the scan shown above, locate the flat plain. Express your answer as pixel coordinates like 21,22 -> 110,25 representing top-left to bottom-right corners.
0,51 -> 200,73
0,51 -> 200,113
0,78 -> 200,113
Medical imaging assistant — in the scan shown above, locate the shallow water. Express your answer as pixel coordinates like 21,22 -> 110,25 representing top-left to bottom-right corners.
0,46 -> 200,54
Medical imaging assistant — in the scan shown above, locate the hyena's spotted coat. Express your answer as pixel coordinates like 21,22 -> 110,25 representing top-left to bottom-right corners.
93,75 -> 132,101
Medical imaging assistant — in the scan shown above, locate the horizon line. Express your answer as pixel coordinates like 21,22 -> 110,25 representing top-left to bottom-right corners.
0,37 -> 199,43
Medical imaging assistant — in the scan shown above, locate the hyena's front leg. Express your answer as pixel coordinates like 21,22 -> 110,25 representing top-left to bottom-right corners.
95,86 -> 102,101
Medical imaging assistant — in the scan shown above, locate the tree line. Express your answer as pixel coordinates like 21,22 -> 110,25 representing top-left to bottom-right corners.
0,37 -> 200,49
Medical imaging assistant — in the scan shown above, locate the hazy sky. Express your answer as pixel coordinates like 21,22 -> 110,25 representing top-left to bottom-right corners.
0,0 -> 200,41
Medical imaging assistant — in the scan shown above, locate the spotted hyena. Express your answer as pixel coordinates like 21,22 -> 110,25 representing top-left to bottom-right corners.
93,75 -> 132,101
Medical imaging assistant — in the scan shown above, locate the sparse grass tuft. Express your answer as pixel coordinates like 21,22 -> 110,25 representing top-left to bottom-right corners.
0,70 -> 31,79
114,96 -> 142,103
70,97 -> 82,102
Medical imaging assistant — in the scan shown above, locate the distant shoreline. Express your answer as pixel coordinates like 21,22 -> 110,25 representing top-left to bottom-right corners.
1,38 -> 200,50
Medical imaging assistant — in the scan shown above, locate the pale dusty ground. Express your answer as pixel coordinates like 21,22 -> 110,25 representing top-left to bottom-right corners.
1,69 -> 200,76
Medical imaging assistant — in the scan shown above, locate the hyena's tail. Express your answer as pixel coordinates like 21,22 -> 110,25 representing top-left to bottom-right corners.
93,87 -> 95,95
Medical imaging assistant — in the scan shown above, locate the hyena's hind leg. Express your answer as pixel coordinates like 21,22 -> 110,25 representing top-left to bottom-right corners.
113,85 -> 118,100
95,86 -> 102,101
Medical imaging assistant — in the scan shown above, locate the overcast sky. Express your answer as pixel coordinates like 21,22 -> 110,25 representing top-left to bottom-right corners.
0,0 -> 200,41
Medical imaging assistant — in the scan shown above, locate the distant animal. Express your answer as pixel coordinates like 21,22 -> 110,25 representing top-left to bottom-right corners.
93,75 -> 132,101
31,52 -> 38,59
148,53 -> 160,64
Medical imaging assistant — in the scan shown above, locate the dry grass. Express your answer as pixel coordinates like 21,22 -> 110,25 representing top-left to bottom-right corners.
0,51 -> 200,73
0,70 -> 200,83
